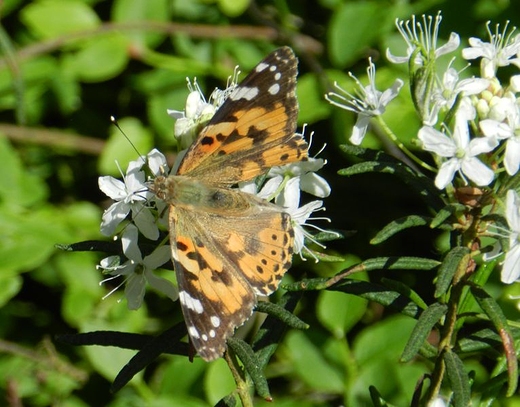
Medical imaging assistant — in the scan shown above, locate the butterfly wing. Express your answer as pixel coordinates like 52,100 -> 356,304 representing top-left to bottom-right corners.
168,191 -> 294,361
176,47 -> 308,185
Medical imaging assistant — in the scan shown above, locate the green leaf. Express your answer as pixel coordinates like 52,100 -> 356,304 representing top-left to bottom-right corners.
112,0 -> 170,47
430,203 -> 465,228
297,73 -> 332,124
67,35 -> 130,82
255,301 -> 309,330
218,0 -> 249,17
21,0 -> 100,39
338,146 -> 445,210
381,278 -> 428,310
443,350 -> 470,407
435,246 -> 470,298
98,117 -> 154,176
283,330 -> 344,393
371,215 -> 430,244
204,359 -> 236,406
317,289 -> 367,338
328,2 -> 392,67
0,273 -> 22,307
401,302 -> 447,362
227,338 -> 271,400
470,283 -> 518,396
330,279 -> 422,319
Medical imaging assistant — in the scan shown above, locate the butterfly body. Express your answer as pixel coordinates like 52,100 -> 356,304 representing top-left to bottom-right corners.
152,47 -> 308,361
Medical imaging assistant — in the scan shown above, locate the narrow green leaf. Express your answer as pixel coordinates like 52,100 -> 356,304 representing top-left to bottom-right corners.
456,327 -> 520,353
284,256 -> 440,291
443,350 -> 470,407
435,247 -> 470,298
227,338 -> 271,400
371,215 -> 430,244
329,279 -> 422,319
368,385 -> 391,407
382,278 -> 428,310
401,303 -> 447,362
252,291 -> 301,368
430,203 -> 465,228
470,284 -> 518,395
255,301 -> 309,330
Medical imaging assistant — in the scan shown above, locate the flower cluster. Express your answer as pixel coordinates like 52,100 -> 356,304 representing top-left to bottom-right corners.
97,70 -> 332,308
325,12 -> 520,283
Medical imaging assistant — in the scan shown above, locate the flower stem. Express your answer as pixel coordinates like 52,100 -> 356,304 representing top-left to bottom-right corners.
376,116 -> 437,172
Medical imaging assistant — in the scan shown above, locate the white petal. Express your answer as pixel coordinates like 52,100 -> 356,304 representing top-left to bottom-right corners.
504,138 -> 520,175
100,201 -> 130,236
121,224 -> 142,262
132,206 -> 160,241
145,269 -> 179,301
418,127 -> 456,157
99,176 -> 126,200
480,119 -> 513,139
278,177 -> 301,210
506,190 -> 520,232
466,135 -> 498,156
144,245 -> 172,270
147,149 -> 168,175
435,32 -> 460,57
300,172 -> 331,198
350,116 -> 370,145
502,243 -> 520,283
125,273 -> 146,310
460,158 -> 494,186
435,159 -> 459,189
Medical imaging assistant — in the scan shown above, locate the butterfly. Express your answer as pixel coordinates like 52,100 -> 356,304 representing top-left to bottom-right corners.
152,47 -> 308,361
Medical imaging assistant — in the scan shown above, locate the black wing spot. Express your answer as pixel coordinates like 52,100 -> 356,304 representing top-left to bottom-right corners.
201,136 -> 215,145
177,242 -> 189,251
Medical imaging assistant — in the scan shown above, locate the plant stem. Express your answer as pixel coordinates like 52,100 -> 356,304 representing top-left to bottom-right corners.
225,349 -> 253,407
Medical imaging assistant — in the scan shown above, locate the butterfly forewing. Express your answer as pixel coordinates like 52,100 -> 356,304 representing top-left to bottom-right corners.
176,46 -> 308,185
153,47 -> 305,361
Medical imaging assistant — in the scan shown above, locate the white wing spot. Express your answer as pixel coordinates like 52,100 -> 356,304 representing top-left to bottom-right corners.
209,329 -> 216,338
270,65 -> 277,71
211,316 -> 221,327
230,86 -> 259,101
274,72 -> 281,80
179,291 -> 204,314
255,62 -> 269,72
268,84 -> 280,95
202,334 -> 208,341
188,326 -> 200,339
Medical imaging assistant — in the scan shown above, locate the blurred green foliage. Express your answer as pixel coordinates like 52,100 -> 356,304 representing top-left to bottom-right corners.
1,0 -> 520,406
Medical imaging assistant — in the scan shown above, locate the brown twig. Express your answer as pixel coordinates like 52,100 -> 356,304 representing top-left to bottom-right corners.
0,123 -> 105,155
0,20 -> 321,69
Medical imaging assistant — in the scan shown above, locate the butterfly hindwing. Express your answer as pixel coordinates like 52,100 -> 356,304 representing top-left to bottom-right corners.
176,47 -> 308,185
168,190 -> 294,361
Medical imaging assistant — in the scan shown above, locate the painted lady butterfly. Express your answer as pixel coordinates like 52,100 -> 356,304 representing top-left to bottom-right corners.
152,47 -> 308,361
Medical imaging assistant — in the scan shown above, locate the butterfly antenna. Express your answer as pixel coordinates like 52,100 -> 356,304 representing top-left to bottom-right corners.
110,115 -> 147,163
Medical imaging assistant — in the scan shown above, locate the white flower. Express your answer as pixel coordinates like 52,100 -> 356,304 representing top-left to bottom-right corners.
168,79 -> 217,149
168,71 -> 240,149
428,65 -> 489,124
98,224 -> 178,309
386,12 -> 460,64
462,21 -> 520,78
280,177 -> 329,257
502,190 -> 520,283
325,58 -> 404,145
418,110 -> 498,189
480,103 -> 520,175
99,153 -> 162,240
